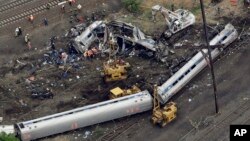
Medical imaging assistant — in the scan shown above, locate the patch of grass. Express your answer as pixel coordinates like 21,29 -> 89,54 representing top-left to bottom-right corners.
191,5 -> 201,15
0,132 -> 20,141
141,9 -> 152,20
122,0 -> 142,13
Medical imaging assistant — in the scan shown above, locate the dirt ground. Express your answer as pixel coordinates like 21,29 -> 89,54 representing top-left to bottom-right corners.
0,0 -> 250,141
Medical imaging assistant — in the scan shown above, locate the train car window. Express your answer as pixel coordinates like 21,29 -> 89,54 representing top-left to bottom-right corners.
19,123 -> 25,129
173,80 -> 178,86
179,75 -> 184,80
221,35 -> 228,42
185,70 -> 190,75
87,33 -> 92,38
163,86 -> 171,94
190,64 -> 196,69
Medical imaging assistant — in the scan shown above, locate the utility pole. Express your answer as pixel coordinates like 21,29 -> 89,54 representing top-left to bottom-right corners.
199,0 -> 219,113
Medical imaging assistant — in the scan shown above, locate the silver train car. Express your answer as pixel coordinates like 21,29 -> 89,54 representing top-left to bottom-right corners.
158,23 -> 238,104
15,91 -> 153,141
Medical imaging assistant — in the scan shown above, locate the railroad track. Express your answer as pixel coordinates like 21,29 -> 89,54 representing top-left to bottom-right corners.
179,99 -> 250,141
0,0 -> 60,28
0,0 -> 36,14
179,34 -> 250,141
97,119 -> 138,141
194,100 -> 250,141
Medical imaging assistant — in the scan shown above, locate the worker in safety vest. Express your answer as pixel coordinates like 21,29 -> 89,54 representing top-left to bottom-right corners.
25,34 -> 30,44
87,49 -> 94,58
84,49 -> 88,58
15,27 -> 19,37
27,41 -> 32,50
61,52 -> 68,65
29,15 -> 34,23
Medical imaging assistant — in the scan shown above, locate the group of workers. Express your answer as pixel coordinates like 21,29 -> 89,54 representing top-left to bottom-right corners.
14,26 -> 32,49
83,48 -> 98,59
28,14 -> 49,26
61,0 -> 82,13
14,0 -> 84,50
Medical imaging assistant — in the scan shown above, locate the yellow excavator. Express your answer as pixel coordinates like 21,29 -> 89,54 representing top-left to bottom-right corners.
102,39 -> 130,82
109,85 -> 141,99
151,85 -> 177,127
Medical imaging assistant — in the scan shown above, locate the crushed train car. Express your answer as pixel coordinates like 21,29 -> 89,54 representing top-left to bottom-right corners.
73,20 -> 159,56
74,21 -> 105,53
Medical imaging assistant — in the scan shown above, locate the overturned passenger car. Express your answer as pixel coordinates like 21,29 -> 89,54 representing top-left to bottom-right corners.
74,21 -> 105,53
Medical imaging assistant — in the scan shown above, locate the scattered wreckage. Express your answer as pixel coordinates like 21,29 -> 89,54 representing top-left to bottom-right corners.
31,89 -> 54,100
10,23 -> 238,141
72,12 -> 195,62
73,20 -> 170,60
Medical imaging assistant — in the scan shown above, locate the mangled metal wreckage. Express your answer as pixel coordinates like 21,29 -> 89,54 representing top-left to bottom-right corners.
74,21 -> 105,53
14,23 -> 238,141
73,20 -> 160,56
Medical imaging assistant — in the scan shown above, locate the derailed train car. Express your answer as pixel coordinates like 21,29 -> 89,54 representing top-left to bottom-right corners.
15,91 -> 152,141
13,23 -> 238,141
157,23 -> 238,104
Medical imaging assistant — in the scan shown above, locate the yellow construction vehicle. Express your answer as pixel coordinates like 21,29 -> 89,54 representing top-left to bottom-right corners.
102,60 -> 130,82
109,85 -> 141,99
102,39 -> 130,82
151,85 -> 177,127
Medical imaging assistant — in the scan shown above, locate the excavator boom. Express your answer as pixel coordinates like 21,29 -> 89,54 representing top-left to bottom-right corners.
152,5 -> 195,38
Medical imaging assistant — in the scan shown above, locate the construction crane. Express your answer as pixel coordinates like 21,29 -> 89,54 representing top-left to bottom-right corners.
151,85 -> 177,127
152,5 -> 195,38
102,36 -> 130,82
